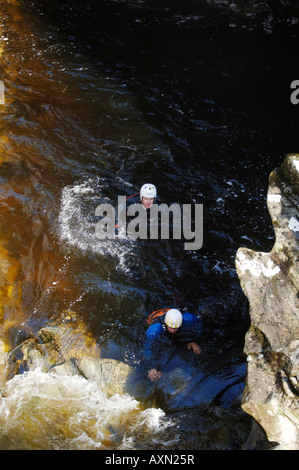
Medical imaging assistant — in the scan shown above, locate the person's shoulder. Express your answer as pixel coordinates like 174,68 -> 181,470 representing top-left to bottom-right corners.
146,321 -> 163,340
182,312 -> 198,324
126,193 -> 140,205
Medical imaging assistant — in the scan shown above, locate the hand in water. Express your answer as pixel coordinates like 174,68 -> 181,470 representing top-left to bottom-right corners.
187,342 -> 202,355
148,368 -> 163,382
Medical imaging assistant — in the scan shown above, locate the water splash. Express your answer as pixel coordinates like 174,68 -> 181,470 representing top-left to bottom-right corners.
58,178 -> 135,275
0,367 -> 172,450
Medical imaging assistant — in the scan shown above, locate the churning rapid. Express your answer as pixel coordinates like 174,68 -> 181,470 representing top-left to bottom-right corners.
0,0 -> 297,450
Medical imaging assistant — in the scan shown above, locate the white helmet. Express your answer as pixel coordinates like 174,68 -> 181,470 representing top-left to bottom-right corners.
165,309 -> 182,328
140,183 -> 157,200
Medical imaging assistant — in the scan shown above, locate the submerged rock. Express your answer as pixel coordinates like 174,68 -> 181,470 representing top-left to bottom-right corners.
236,154 -> 299,449
76,357 -> 137,396
7,310 -> 100,376
6,310 -> 139,398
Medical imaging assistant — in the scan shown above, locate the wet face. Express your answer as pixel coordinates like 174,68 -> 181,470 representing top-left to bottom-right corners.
142,197 -> 154,209
166,326 -> 179,334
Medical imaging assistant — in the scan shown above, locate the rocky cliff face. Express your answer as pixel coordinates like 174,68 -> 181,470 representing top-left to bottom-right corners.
236,154 -> 299,449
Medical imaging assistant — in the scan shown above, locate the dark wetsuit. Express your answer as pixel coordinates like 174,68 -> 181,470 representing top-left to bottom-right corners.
115,193 -> 160,238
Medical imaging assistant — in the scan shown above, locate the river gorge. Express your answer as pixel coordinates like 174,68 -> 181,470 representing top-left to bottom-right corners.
0,0 -> 298,450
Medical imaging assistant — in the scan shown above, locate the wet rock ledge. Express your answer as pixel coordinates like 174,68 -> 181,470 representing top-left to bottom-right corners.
236,154 -> 299,450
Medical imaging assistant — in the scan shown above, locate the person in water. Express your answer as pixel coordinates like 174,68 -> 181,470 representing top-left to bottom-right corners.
114,183 -> 157,236
139,183 -> 157,210
144,308 -> 202,382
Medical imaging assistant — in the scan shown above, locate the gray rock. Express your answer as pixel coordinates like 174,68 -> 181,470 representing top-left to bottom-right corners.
76,357 -> 136,396
236,154 -> 299,449
6,312 -> 139,398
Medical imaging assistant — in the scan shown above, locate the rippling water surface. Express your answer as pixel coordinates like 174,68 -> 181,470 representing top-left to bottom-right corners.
0,0 -> 298,450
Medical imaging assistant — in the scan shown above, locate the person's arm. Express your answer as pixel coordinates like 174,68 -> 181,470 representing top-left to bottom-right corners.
180,312 -> 203,354
143,323 -> 163,381
187,342 -> 202,355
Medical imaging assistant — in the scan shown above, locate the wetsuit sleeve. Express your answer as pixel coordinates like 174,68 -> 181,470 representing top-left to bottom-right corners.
176,312 -> 203,345
143,322 -> 163,370
182,312 -> 198,324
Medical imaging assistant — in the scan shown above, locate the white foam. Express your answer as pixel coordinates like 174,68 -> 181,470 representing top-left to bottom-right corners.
58,179 -> 134,274
0,368 -> 170,450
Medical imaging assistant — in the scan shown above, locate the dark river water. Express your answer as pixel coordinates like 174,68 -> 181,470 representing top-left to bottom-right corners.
0,0 -> 298,450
